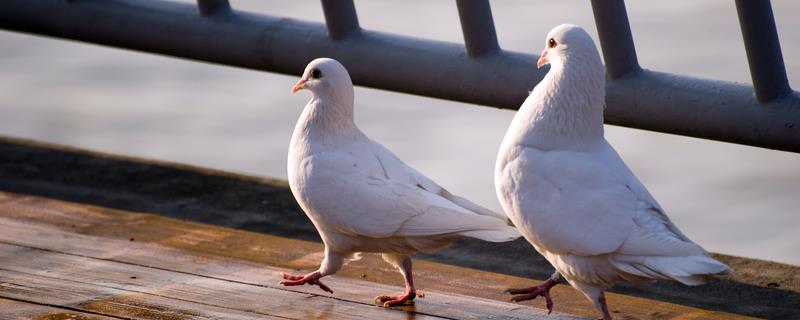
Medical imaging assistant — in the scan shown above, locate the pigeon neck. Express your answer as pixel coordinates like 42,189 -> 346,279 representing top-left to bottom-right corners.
296,96 -> 357,138
512,56 -> 606,150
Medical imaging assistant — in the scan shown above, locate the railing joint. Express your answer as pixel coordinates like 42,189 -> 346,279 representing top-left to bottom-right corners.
197,0 -> 231,17
734,0 -> 792,102
321,0 -> 361,41
456,0 -> 500,58
590,0 -> 641,79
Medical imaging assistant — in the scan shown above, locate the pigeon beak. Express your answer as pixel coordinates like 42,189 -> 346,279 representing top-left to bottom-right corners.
291,79 -> 307,94
537,49 -> 549,69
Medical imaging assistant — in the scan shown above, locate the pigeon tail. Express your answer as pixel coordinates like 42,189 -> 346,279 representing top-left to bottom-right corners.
459,225 -> 521,243
438,189 -> 508,221
611,255 -> 732,286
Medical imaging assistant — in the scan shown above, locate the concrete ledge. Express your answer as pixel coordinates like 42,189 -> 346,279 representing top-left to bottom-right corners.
1,135 -> 798,319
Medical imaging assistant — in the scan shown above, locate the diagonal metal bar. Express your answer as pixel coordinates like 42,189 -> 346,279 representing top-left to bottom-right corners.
735,0 -> 791,102
590,0 -> 640,79
0,0 -> 798,152
320,0 -> 360,40
197,0 -> 230,16
456,0 -> 500,58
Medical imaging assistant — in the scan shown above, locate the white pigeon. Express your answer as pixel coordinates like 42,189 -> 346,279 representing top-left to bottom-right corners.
495,24 -> 731,319
283,58 -> 520,307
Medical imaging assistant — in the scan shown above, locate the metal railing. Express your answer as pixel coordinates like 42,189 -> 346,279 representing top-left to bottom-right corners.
1,0 -> 797,152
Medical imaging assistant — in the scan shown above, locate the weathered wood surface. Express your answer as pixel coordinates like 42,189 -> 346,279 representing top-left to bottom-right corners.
0,297 -> 120,320
0,192 -> 755,319
0,192 -> 580,320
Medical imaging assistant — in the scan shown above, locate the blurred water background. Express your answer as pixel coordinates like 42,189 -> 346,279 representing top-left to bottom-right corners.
0,1 -> 798,265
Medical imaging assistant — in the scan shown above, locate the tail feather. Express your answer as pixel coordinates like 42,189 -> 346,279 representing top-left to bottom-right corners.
396,204 -> 520,242
460,225 -> 521,242
403,225 -> 519,253
438,189 -> 508,221
612,255 -> 731,286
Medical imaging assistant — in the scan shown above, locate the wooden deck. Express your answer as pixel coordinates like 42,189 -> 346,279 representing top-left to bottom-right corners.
0,191 -> 755,320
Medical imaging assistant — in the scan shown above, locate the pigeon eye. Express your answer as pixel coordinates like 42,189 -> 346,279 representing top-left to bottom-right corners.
548,38 -> 557,49
311,69 -> 322,79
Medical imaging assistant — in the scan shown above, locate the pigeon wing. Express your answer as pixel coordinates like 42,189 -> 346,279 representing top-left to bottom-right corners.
365,178 -> 517,240
369,140 -> 507,220
298,148 -> 516,240
602,148 -> 703,255
503,140 -> 703,257
502,145 -> 638,256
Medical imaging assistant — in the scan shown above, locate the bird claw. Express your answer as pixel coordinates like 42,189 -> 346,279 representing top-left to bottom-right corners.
280,273 -> 305,281
280,272 -> 334,294
506,282 -> 557,314
374,290 -> 417,307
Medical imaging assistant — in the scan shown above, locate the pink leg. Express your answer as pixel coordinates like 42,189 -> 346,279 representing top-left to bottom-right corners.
280,271 -> 333,294
505,272 -> 565,314
599,293 -> 612,320
375,257 -> 420,307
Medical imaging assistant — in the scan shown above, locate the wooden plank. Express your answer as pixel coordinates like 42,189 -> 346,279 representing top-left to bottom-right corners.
0,217 -> 570,320
0,193 -> 577,320
0,243 -> 445,320
0,269 -> 276,320
0,297 -> 120,320
0,191 -> 755,319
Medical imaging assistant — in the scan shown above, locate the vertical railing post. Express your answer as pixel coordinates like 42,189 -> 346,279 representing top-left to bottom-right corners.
320,0 -> 361,40
455,0 -> 500,58
735,0 -> 791,102
590,0 -> 640,79
197,0 -> 230,16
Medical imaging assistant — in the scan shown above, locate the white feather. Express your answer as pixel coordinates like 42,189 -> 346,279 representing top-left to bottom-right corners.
289,58 -> 520,276
495,25 -> 731,312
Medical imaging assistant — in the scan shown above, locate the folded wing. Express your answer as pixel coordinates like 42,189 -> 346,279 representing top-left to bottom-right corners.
300,141 -> 519,243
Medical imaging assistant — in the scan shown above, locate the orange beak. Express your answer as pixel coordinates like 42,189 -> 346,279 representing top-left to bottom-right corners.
291,79 -> 306,94
537,49 -> 549,69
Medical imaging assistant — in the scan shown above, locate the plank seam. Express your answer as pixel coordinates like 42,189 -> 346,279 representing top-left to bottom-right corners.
0,240 -> 457,320
0,296 -> 134,320
0,265 -> 307,320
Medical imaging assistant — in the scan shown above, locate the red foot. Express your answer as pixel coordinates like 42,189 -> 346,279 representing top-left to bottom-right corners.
599,294 -> 613,320
280,271 -> 333,294
374,289 -> 420,307
505,279 -> 559,314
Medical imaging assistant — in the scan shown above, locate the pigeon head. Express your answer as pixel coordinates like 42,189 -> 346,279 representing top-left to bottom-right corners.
537,24 -> 600,70
292,58 -> 354,104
